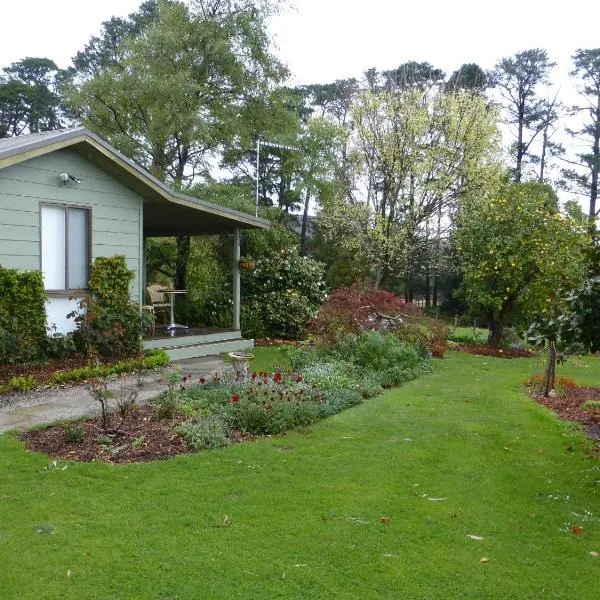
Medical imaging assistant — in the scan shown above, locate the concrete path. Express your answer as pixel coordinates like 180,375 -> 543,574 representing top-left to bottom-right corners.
0,356 -> 226,434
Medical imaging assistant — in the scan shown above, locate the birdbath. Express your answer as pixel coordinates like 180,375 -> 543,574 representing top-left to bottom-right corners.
228,351 -> 254,383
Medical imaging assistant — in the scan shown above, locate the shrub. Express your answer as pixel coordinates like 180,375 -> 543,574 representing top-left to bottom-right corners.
242,247 -> 327,339
0,266 -> 47,364
582,400 -> 600,412
308,283 -> 420,344
74,256 -> 143,358
317,388 -> 363,417
302,360 -> 356,391
176,415 -> 230,450
65,425 -> 85,443
0,375 -> 37,394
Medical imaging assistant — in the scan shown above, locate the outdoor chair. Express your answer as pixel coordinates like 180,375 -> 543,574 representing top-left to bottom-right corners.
146,283 -> 171,328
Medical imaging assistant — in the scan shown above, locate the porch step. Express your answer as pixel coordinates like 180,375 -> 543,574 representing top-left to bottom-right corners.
161,338 -> 254,361
143,329 -> 240,350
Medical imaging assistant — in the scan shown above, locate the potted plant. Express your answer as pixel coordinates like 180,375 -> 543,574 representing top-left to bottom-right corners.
239,256 -> 256,271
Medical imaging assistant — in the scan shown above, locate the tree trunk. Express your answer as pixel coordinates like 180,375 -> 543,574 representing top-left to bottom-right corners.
175,235 -> 190,290
487,312 -> 505,348
589,96 -> 600,228
425,267 -> 431,310
543,340 -> 557,397
515,106 -> 524,183
300,190 -> 310,256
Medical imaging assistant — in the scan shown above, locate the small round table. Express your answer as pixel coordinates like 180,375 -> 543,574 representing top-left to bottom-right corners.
159,289 -> 188,330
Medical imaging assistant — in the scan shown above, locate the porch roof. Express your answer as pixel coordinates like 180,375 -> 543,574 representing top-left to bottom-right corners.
0,128 -> 270,236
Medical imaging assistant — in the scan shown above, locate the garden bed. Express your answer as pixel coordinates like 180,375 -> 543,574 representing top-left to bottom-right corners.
454,343 -> 535,359
529,384 -> 600,441
1,356 -> 92,387
20,405 -> 257,463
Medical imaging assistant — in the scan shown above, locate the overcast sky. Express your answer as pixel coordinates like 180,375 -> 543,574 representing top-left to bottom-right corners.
2,0 -> 598,86
2,0 -> 598,203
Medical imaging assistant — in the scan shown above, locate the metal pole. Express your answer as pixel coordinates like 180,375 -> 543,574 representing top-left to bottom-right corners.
255,139 -> 260,217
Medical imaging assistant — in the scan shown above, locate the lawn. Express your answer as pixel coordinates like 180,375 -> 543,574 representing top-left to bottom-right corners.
1,349 -> 599,599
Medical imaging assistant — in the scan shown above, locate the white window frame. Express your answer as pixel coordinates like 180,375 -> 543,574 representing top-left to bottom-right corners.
40,202 -> 91,294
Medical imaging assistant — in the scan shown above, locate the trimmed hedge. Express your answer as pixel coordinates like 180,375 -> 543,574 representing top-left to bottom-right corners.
0,266 -> 47,364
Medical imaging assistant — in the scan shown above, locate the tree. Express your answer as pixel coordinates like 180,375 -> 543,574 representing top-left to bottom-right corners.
0,57 -> 62,137
456,181 -> 589,347
344,84 -> 500,291
445,63 -> 488,94
490,49 -> 556,182
563,48 -> 600,229
65,0 -> 287,290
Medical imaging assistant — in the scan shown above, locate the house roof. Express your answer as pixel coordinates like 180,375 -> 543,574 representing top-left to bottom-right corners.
0,128 -> 269,236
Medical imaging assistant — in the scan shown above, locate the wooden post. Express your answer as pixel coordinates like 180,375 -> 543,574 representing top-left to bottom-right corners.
233,228 -> 241,331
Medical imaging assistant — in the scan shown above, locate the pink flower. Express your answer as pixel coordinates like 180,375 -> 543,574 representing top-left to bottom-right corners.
199,377 -> 206,384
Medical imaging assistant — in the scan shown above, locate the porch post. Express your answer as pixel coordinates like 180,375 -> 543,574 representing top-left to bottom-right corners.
233,228 -> 241,331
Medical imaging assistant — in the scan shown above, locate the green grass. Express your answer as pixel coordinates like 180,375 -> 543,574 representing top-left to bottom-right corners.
1,350 -> 600,598
448,326 -> 489,344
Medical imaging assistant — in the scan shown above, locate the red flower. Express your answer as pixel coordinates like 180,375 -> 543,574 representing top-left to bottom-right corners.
199,377 -> 206,384
273,372 -> 283,383
295,375 -> 303,383
251,372 -> 257,379
182,376 -> 188,383
231,394 -> 240,403
263,378 -> 268,385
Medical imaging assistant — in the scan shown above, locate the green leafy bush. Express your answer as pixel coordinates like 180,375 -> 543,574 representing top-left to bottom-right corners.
65,425 -> 85,443
242,247 -> 327,339
74,256 -> 144,358
176,416 -> 230,450
0,266 -> 47,364
0,375 -> 37,394
48,350 -> 169,387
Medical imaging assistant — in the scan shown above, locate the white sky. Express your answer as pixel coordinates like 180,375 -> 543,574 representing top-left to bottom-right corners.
2,0 -> 598,86
1,0 -> 598,203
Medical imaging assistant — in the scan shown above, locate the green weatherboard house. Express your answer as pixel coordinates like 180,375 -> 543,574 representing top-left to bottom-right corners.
0,127 -> 268,359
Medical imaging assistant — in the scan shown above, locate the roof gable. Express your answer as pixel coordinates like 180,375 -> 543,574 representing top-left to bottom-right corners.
0,128 -> 269,234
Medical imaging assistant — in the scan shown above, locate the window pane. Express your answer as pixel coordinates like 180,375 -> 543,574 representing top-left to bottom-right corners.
67,208 -> 88,289
41,205 -> 65,290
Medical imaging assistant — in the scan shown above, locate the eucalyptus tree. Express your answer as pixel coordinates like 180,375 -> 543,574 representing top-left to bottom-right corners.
65,0 -> 287,289
563,48 -> 600,229
490,48 -> 556,182
445,63 -> 488,94
0,57 -> 62,137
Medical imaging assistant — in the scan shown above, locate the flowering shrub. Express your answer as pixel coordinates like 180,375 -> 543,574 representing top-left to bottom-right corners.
149,330 -> 432,449
242,247 -> 327,338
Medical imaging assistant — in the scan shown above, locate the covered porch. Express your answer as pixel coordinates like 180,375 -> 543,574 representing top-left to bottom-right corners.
140,186 -> 268,360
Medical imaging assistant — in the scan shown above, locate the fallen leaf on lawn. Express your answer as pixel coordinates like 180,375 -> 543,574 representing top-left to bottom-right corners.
467,535 -> 484,541
67,570 -> 72,578
382,554 -> 398,558
222,515 -> 231,526
480,557 -> 489,563
293,564 -> 307,567
589,551 -> 598,557
423,495 -> 447,501
380,516 -> 390,524
572,526 -> 583,536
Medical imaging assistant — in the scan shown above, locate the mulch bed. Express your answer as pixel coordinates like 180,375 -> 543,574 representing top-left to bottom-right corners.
1,355 -> 116,387
454,344 -> 535,359
254,337 -> 303,347
19,405 -> 256,464
530,386 -> 600,441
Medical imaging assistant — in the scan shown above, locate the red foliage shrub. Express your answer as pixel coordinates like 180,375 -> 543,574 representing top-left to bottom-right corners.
308,283 -> 420,344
